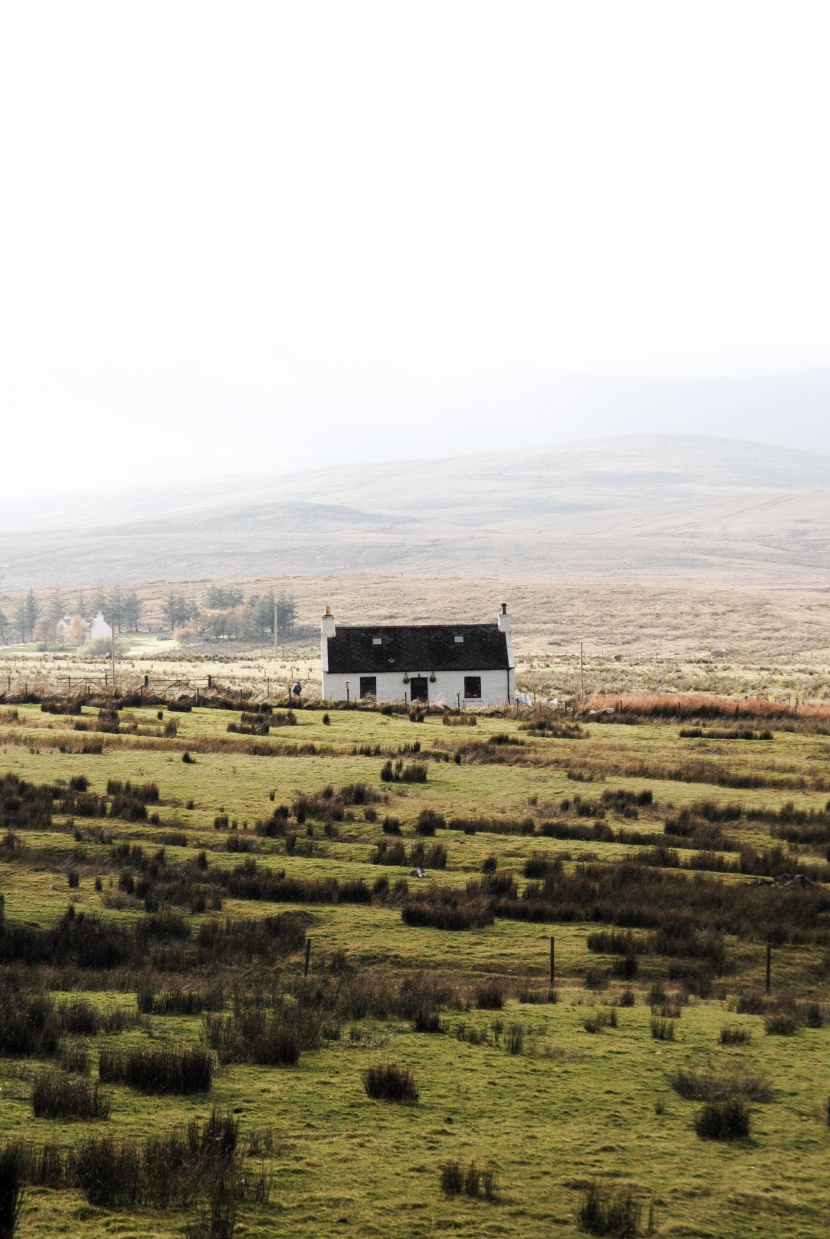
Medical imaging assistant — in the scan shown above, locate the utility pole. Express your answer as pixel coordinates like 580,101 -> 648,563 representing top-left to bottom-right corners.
110,615 -> 116,691
579,641 -> 584,700
273,595 -> 278,650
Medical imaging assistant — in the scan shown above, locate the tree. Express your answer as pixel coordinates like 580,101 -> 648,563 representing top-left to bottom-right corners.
32,617 -> 56,646
91,586 -> 106,616
24,590 -> 40,638
204,585 -> 244,610
162,593 -> 194,631
276,593 -> 296,639
67,616 -> 89,647
47,587 -> 65,624
108,585 -> 125,633
245,590 -> 276,640
74,591 -> 87,617
13,599 -> 28,643
0,609 -> 7,645
123,591 -> 142,633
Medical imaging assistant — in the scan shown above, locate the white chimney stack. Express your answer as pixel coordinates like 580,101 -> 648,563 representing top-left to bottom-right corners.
321,605 -> 336,639
497,602 -> 511,633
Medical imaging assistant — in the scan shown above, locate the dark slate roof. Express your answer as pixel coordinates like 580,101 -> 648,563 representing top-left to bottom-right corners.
326,624 -> 510,673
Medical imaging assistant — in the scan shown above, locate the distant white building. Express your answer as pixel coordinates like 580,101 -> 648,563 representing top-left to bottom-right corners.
55,612 -> 113,646
88,612 -> 113,641
320,604 -> 516,707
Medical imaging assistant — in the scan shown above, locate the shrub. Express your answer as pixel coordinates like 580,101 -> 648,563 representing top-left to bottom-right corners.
764,1012 -> 799,1036
411,1009 -> 444,1034
695,1097 -> 750,1140
0,1145 -> 25,1239
31,1070 -> 110,1120
204,1003 -> 319,1066
380,760 -> 427,784
382,816 -> 401,835
59,1046 -> 90,1074
68,1110 -> 254,1211
505,1023 -> 524,1055
668,1065 -> 772,1103
362,1063 -> 419,1102
0,992 -> 60,1057
138,985 -> 225,1016
440,1159 -> 497,1200
98,1046 -> 214,1094
651,1018 -> 675,1041
416,809 -> 445,836
475,981 -> 504,1011
517,987 -> 557,1004
402,891 -> 493,931
720,1026 -> 751,1045
577,1180 -> 641,1236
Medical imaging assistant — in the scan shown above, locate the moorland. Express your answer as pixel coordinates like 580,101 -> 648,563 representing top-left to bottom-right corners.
0,682 -> 828,1237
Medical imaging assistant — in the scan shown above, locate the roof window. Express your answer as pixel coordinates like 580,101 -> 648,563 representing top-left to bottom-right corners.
454,634 -> 464,643
372,637 -> 382,646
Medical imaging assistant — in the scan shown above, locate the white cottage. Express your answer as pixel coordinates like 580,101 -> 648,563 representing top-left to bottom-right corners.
320,604 -> 515,707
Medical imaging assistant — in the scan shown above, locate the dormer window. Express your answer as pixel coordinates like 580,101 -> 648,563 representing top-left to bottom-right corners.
372,637 -> 382,646
454,634 -> 464,643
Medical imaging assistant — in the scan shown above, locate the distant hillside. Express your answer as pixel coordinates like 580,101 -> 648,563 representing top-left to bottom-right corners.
3,434 -> 830,587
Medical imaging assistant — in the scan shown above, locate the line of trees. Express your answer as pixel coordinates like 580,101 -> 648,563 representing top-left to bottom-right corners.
0,581 -> 295,647
165,587 -> 296,642
0,585 -> 143,645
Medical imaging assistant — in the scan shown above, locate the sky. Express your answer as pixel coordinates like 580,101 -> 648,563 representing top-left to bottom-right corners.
2,0 -> 830,500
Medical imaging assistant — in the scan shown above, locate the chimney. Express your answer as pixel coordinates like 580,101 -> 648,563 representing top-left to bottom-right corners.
497,602 -> 511,633
321,605 -> 336,639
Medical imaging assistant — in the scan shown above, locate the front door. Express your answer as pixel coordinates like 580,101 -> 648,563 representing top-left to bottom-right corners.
409,677 -> 428,702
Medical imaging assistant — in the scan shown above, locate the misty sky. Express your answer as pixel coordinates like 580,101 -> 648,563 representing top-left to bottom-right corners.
2,0 -> 830,501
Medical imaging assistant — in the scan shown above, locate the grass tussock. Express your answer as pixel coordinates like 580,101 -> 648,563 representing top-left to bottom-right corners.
204,1004 -> 318,1067
362,1063 -> 419,1102
0,1145 -> 25,1239
31,1069 -> 110,1120
695,1097 -> 751,1141
719,1025 -> 752,1045
577,1180 -> 643,1236
668,1064 -> 772,1103
98,1045 -> 214,1094
440,1159 -> 498,1200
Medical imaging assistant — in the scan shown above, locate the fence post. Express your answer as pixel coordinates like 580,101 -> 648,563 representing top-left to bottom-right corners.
304,939 -> 312,978
549,936 -> 555,986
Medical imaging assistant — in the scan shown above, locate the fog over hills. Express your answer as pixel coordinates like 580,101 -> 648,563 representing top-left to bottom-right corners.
3,434 -> 830,588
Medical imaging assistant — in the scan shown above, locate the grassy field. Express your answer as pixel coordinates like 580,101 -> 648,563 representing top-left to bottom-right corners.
0,695 -> 829,1237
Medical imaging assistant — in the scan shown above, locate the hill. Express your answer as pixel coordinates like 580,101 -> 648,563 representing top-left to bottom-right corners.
3,433 -> 830,587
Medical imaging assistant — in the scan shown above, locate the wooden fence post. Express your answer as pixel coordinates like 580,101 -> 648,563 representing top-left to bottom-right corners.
304,939 -> 312,978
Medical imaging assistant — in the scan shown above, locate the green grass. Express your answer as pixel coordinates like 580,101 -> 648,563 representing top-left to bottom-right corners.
0,701 -> 829,1235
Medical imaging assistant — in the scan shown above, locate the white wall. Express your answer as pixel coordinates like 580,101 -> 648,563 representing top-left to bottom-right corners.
321,667 -> 513,708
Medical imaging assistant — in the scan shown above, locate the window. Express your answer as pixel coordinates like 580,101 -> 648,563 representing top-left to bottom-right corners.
454,634 -> 464,643
359,677 -> 377,699
464,676 -> 481,699
372,637 -> 382,646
